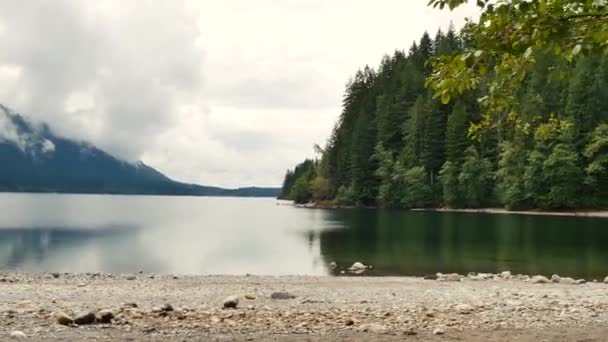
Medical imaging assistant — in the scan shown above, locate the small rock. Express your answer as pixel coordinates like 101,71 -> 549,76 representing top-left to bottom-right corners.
551,274 -> 561,283
161,303 -> 174,312
151,307 -> 163,313
244,294 -> 256,300
423,274 -> 438,280
329,261 -> 338,269
270,291 -> 296,300
125,275 -> 136,281
172,275 -> 179,280
531,275 -> 551,284
559,277 -> 577,285
433,328 -> 445,335
74,311 -> 96,325
576,279 -> 586,285
437,273 -> 461,282
358,323 -> 386,333
77,283 -> 86,287
55,312 -> 74,326
142,326 -> 157,334
604,276 -> 608,284
349,262 -> 367,271
97,310 -> 114,324
223,295 -> 239,309
404,329 -> 417,336
10,331 -> 27,339
500,271 -> 512,278
123,302 -> 138,308
345,318 -> 355,326
455,304 -> 474,314
51,272 -> 60,279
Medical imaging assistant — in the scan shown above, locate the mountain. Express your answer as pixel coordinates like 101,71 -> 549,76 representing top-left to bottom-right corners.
0,105 -> 280,197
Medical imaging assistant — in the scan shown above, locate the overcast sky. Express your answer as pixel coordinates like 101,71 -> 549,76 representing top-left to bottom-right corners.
0,0 -> 478,188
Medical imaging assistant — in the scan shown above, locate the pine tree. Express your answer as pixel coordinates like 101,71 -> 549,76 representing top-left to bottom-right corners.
445,101 -> 470,164
458,146 -> 493,208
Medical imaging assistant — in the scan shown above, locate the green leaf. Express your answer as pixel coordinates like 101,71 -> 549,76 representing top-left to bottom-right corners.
441,92 -> 451,104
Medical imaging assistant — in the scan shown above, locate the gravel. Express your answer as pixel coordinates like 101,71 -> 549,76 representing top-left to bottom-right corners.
0,272 -> 607,341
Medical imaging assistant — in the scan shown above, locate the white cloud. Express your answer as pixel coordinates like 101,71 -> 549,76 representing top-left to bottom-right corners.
0,0 -> 478,187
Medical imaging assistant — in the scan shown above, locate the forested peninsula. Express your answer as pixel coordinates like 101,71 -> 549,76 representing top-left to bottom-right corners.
279,27 -> 608,210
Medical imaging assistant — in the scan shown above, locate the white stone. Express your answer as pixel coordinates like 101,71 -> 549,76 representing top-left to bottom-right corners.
437,273 -> 461,282
10,331 -> 27,339
349,262 -> 367,271
559,277 -> 577,285
530,275 -> 551,284
433,328 -> 445,335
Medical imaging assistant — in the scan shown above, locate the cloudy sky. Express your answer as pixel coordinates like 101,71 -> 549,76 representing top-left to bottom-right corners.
0,0 -> 478,188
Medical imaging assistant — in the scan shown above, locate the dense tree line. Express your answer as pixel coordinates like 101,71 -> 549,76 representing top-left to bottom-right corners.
280,27 -> 608,210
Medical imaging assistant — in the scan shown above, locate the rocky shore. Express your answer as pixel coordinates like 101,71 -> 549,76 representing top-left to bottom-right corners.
1,272 -> 608,341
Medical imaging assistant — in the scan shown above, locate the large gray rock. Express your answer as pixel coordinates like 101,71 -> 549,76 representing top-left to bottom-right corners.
604,276 -> 608,284
74,311 -> 96,325
531,275 -> 551,284
551,274 -> 561,283
223,295 -> 239,309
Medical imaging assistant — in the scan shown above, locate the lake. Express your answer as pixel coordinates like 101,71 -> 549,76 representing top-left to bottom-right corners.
1,193 -> 607,279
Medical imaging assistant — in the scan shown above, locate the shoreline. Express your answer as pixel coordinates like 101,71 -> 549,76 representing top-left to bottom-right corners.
293,202 -> 608,218
1,272 -> 608,341
412,207 -> 608,218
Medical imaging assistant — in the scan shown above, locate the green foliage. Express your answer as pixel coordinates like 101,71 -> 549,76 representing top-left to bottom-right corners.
402,166 -> 434,208
496,141 -> 529,210
310,175 -> 331,201
335,185 -> 356,206
427,0 -> 608,134
439,161 -> 460,208
280,19 -> 608,210
279,159 -> 315,199
445,101 -> 470,164
374,144 -> 404,208
541,142 -> 583,209
584,124 -> 608,204
458,146 -> 493,208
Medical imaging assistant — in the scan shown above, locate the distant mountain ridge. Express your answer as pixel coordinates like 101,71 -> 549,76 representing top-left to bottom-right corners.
0,105 -> 280,197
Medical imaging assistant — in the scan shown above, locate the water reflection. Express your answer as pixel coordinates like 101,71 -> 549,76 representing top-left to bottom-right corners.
0,225 -> 172,273
1,194 -> 607,278
317,209 -> 608,279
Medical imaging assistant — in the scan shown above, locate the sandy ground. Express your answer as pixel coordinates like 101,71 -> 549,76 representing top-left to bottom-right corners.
1,272 -> 608,341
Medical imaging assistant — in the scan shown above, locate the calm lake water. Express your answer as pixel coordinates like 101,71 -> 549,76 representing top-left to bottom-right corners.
1,193 -> 607,278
